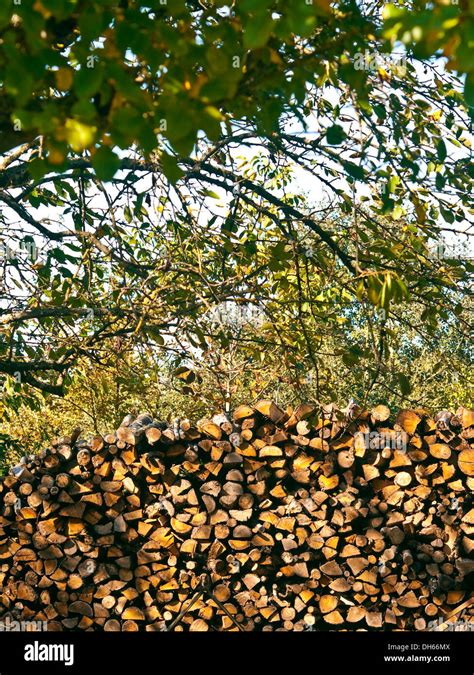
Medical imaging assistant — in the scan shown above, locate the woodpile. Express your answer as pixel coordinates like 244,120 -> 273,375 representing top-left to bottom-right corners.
0,403 -> 472,631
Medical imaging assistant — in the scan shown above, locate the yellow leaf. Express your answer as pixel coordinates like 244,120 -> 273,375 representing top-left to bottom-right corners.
204,106 -> 223,121
55,68 -> 74,92
269,49 -> 283,65
33,0 -> 52,18
443,34 -> 460,59
63,119 -> 97,152
314,0 -> 331,12
189,73 -> 208,98
48,147 -> 65,165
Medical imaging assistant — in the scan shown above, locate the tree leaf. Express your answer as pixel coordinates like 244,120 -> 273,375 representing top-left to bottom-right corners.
326,124 -> 346,145
161,153 -> 184,185
92,147 -> 121,181
397,373 -> 412,396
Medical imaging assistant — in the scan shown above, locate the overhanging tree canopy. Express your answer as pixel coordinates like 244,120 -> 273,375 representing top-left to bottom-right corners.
0,0 -> 473,163
0,0 -> 472,406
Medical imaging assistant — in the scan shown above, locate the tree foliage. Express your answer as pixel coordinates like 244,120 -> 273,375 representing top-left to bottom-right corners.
1,0 -> 473,163
0,0 -> 472,421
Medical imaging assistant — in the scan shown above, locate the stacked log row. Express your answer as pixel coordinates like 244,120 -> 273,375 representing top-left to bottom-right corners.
0,403 -> 472,631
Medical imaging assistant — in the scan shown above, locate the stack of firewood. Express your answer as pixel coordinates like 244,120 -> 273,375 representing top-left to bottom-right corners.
0,402 -> 472,631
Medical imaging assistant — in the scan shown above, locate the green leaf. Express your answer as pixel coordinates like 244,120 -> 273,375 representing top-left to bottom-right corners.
464,72 -> 474,107
392,204 -> 404,219
436,139 -> 447,162
243,15 -> 276,49
342,345 -> 364,367
161,153 -> 184,185
343,161 -> 365,180
440,206 -> 455,224
388,175 -> 400,193
92,147 -> 121,181
74,63 -> 104,98
397,373 -> 412,396
435,173 -> 446,190
202,189 -> 221,200
326,124 -> 346,145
